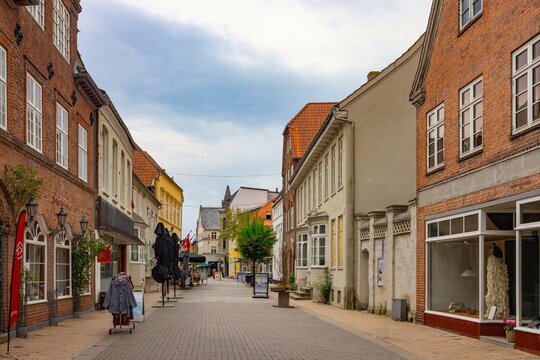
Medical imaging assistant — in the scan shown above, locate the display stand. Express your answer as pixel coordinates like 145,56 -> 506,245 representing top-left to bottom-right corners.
252,273 -> 269,299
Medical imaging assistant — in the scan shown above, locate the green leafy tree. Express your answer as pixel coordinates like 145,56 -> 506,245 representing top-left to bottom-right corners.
3,164 -> 43,213
236,215 -> 277,286
219,208 -> 248,243
72,231 -> 105,309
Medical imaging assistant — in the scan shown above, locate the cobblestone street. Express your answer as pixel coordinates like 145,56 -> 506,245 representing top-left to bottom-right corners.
78,279 -> 412,360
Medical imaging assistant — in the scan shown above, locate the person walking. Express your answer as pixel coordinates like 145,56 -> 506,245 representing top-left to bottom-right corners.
202,269 -> 208,285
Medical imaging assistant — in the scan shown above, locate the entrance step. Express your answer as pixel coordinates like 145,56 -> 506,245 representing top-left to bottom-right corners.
479,336 -> 515,349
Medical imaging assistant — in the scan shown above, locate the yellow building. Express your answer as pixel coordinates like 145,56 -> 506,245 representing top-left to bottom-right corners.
133,149 -> 184,236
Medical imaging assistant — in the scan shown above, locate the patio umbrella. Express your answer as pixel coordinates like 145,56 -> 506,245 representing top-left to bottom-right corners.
170,233 -> 182,280
151,223 -> 170,284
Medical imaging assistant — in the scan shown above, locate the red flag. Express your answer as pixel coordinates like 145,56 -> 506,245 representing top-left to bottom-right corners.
183,232 -> 191,252
10,211 -> 26,327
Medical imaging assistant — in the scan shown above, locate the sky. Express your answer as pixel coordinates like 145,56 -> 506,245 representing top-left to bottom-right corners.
77,0 -> 432,237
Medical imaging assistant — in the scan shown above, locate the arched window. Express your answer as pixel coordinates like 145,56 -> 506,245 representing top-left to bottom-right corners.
55,230 -> 71,298
25,221 -> 46,302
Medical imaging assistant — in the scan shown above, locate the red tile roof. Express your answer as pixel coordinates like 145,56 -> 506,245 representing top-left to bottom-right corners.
285,102 -> 337,158
133,149 -> 163,187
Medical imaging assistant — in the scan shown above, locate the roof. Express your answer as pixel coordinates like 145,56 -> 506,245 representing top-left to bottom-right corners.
133,148 -> 163,187
283,102 -> 337,159
198,207 -> 221,230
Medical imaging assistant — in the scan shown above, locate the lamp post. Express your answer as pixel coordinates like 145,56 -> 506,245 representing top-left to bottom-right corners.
79,215 -> 88,235
98,226 -> 105,238
56,207 -> 67,229
25,198 -> 38,220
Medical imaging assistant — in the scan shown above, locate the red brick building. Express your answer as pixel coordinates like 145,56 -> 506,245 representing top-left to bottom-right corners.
411,0 -> 540,353
281,103 -> 336,279
0,0 -> 104,332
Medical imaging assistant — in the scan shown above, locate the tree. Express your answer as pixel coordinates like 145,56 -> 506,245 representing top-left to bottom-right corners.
236,215 -> 277,286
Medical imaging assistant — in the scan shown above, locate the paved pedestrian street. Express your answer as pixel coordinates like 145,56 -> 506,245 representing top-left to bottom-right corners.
80,279 -> 411,360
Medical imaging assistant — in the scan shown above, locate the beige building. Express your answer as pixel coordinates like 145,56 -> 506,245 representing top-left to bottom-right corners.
196,207 -> 221,272
290,36 -> 423,311
129,174 -> 160,291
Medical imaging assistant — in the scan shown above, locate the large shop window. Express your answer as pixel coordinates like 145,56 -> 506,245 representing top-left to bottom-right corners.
296,234 -> 308,267
25,222 -> 46,302
428,240 -> 480,318
520,230 -> 540,327
55,231 -> 71,298
311,224 -> 326,266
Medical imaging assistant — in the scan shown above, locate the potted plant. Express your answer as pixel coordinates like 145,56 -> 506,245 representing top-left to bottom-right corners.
503,319 -> 516,343
314,268 -> 332,304
72,232 -> 105,318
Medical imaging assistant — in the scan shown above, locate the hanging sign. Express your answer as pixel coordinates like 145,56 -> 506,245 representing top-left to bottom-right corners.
98,247 -> 111,263
252,273 -> 269,298
10,211 -> 26,327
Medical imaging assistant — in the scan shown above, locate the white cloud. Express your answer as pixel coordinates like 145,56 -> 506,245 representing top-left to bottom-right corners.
110,0 -> 431,75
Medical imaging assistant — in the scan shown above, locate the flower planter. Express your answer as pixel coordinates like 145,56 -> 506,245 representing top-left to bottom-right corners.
505,330 -> 515,343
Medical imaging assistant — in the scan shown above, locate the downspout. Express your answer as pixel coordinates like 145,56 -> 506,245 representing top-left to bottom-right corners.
334,108 -> 355,309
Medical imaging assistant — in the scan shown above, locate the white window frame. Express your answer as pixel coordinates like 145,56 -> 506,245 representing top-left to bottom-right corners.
331,145 -> 336,194
130,244 -> 145,264
460,0 -> 482,30
53,0 -> 70,61
26,74 -> 42,153
311,224 -> 327,267
459,77 -> 483,157
425,210 -> 481,242
338,137 -> 343,189
318,162 -> 323,206
516,195 -> 540,230
24,221 -> 47,303
0,45 -> 6,131
324,154 -> 329,200
27,0 -> 45,29
512,34 -> 540,134
211,246 -> 217,254
296,233 -> 308,268
54,231 -> 72,299
426,103 -> 445,172
56,103 -> 69,169
78,125 -> 88,181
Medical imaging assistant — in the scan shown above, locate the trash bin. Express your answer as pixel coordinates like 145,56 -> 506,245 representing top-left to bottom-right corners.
392,298 -> 407,321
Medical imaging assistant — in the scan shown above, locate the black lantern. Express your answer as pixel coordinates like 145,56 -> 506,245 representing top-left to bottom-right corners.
26,197 -> 38,219
98,226 -> 105,238
80,215 -> 88,234
56,207 -> 67,229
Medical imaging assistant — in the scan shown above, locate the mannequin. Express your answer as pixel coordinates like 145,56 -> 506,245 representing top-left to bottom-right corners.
484,243 -> 509,319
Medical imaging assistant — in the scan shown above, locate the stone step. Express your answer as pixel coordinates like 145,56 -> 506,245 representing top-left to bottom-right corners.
290,291 -> 311,300
479,336 -> 515,349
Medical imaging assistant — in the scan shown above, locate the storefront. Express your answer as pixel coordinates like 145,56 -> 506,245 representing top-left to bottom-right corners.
425,193 -> 540,352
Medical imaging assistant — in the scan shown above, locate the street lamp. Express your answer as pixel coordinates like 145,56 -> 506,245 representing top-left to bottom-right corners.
25,197 -> 38,220
56,207 -> 67,229
80,215 -> 88,234
98,226 -> 105,238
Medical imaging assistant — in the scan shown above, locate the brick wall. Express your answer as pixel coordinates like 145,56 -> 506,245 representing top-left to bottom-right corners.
0,0 -> 97,329
414,1 -> 540,323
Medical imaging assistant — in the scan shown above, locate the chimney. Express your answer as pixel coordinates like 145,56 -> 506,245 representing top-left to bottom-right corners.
367,71 -> 381,82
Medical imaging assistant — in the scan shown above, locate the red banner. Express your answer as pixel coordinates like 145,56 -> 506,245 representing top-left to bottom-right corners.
97,247 -> 111,263
10,211 -> 26,328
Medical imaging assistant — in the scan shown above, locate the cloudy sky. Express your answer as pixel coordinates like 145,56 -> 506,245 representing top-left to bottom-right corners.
78,0 -> 432,236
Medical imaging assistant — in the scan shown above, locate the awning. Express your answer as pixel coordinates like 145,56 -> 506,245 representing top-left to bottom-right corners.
99,197 -> 144,246
179,251 -> 206,263
103,229 -> 144,246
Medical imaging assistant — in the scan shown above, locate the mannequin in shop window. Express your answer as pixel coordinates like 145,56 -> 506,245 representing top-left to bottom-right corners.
484,243 -> 510,319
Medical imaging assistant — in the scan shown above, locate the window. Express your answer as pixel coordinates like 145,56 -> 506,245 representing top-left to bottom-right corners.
311,224 -> 326,266
460,78 -> 483,156
211,246 -> 217,254
101,126 -> 109,192
296,234 -> 308,267
28,0 -> 45,28
460,0 -> 482,29
265,212 -> 272,220
338,137 -> 343,188
26,74 -> 42,152
130,245 -> 145,263
53,0 -> 70,60
78,124 -> 88,181
427,212 -> 480,239
513,35 -> 540,133
56,104 -> 68,169
159,191 -> 164,217
0,46 -> 6,130
120,151 -> 125,204
331,146 -> 336,193
25,221 -> 46,302
318,162 -> 322,205
312,170 -> 316,209
55,231 -> 71,298
338,215 -> 343,268
112,141 -> 118,197
427,104 -> 444,171
211,231 -> 217,239
324,154 -> 329,200
331,219 -> 336,268
307,175 -> 312,212
126,161 -> 131,208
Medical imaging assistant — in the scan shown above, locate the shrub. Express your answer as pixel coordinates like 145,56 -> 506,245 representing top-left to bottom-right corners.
315,268 -> 332,304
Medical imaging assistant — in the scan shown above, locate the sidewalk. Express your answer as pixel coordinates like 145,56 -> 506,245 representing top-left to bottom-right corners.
0,290 -> 164,360
291,298 -> 539,360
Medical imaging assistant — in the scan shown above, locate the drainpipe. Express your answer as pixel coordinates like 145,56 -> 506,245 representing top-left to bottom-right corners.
334,108 -> 355,309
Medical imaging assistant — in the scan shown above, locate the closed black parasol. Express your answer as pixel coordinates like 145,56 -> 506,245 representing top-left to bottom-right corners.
170,233 -> 182,280
151,223 -> 170,284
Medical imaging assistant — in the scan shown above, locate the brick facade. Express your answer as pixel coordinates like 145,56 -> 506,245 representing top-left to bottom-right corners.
412,0 -> 540,351
0,0 -> 100,331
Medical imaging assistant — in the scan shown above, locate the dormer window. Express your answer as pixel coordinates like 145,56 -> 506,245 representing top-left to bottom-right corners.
460,0 -> 482,30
